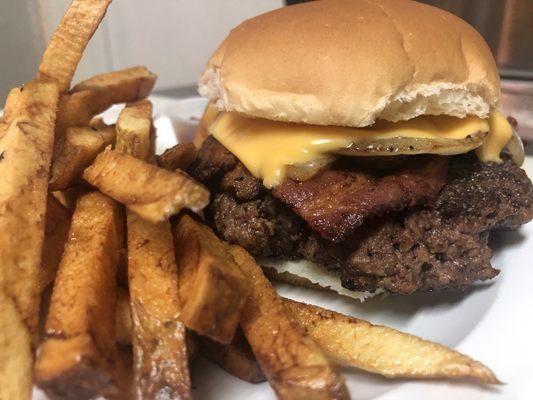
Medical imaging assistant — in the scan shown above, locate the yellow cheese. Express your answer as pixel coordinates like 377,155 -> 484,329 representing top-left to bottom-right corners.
194,101 -> 219,147
476,111 -> 513,163
211,111 -> 511,188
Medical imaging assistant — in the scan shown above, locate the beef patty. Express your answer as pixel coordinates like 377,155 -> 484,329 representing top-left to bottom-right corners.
190,137 -> 533,294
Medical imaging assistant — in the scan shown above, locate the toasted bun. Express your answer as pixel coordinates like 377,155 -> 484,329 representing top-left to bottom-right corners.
259,258 -> 382,301
199,0 -> 500,128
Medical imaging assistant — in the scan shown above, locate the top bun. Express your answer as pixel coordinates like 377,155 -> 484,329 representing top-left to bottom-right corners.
199,0 -> 500,128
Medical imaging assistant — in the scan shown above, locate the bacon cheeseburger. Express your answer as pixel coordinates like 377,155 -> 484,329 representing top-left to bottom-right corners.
191,0 -> 533,299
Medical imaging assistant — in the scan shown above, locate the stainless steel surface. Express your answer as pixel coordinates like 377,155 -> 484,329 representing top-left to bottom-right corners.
421,0 -> 533,79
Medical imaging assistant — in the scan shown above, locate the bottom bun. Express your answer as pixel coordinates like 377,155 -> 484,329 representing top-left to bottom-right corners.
258,258 -> 383,301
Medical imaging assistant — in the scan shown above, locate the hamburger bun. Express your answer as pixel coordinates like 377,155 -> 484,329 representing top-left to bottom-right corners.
260,258 -> 383,301
199,0 -> 500,128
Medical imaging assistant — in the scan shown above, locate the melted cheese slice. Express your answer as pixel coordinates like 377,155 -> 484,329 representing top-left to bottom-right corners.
476,111 -> 513,163
210,111 -> 511,188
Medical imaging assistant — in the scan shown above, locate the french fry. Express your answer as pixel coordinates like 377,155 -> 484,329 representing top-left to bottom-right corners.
114,279 -> 261,383
36,336 -> 122,400
113,286 -> 499,385
197,329 -> 266,384
116,287 -> 133,346
115,99 -> 153,161
229,245 -> 350,400
52,186 -> 91,212
115,288 -> 200,362
157,142 -> 197,171
0,289 -> 33,400
37,0 -> 112,92
173,214 -> 249,343
83,148 -> 210,222
49,124 -> 115,191
284,299 -> 500,384
89,117 -> 107,129
71,66 -> 156,95
56,66 -> 157,137
127,215 -> 192,399
0,79 -> 59,340
35,192 -> 125,399
193,100 -> 218,148
40,194 -> 72,291
116,99 -> 192,399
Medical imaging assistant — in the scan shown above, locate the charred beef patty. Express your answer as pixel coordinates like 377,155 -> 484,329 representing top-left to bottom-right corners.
190,137 -> 533,294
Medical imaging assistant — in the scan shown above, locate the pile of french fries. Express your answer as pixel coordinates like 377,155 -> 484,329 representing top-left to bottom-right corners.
0,1 -> 500,399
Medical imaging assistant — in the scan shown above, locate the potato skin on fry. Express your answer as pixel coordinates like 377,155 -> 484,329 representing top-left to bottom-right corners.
35,192 -> 125,399
40,194 -> 72,290
116,287 -> 134,346
83,148 -> 210,222
71,66 -> 156,96
116,99 -> 192,400
49,125 -> 115,191
58,66 -> 156,128
284,299 -> 500,384
0,79 -> 59,340
174,214 -> 249,344
54,66 -> 156,148
37,0 -> 112,92
197,329 -> 266,384
36,335 -> 121,400
43,193 -> 123,339
157,142 -> 197,171
116,99 -> 154,161
229,245 -> 350,400
0,290 -> 33,400
127,214 -> 192,400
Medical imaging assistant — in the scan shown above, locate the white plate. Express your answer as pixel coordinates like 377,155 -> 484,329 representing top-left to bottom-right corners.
35,95 -> 533,400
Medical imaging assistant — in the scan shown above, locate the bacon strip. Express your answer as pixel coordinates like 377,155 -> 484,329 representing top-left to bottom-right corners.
273,156 -> 448,242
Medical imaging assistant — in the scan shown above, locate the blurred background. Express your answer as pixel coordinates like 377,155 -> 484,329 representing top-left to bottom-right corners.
1,0 -> 532,140
0,0 -> 282,100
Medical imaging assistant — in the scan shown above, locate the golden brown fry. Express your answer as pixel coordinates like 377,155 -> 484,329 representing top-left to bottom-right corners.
42,192 -> 123,339
116,287 -> 133,346
157,142 -> 197,171
35,192 -> 125,399
284,299 -> 500,384
89,117 -> 107,129
115,99 -> 153,160
37,0 -> 112,92
36,335 -> 122,400
128,215 -> 192,399
49,125 -> 115,191
0,289 -> 33,400
174,215 -> 249,343
83,148 -> 210,222
56,66 -> 157,133
52,186 -> 91,212
0,79 -> 59,339
40,194 -> 71,291
71,65 -> 156,96
197,329 -> 266,384
113,287 -> 500,386
116,102 -> 192,398
229,245 -> 350,400
193,100 -> 218,148
115,289 -> 199,362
